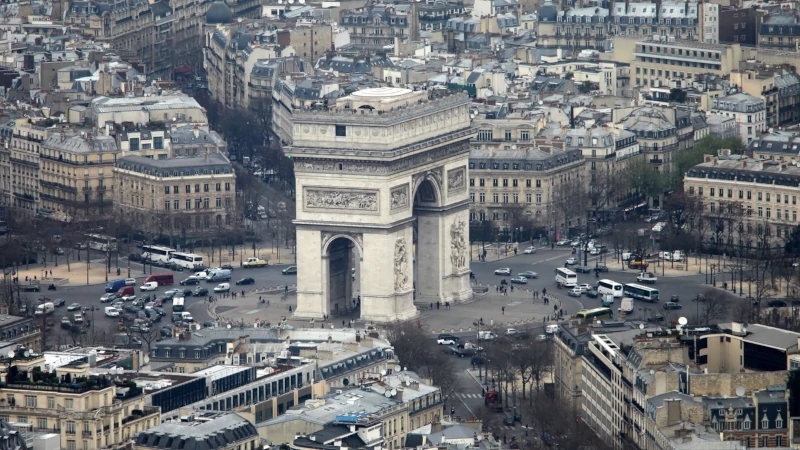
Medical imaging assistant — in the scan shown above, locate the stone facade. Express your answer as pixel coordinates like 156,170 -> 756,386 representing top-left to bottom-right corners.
275,86 -> 474,322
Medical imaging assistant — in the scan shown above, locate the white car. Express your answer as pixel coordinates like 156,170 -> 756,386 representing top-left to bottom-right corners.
523,246 -> 536,254
494,268 -> 512,275
566,257 -> 577,265
213,283 -> 231,293
124,278 -> 137,286
100,293 -> 116,303
120,294 -> 137,302
577,283 -> 592,293
535,335 -> 548,342
437,338 -> 456,345
556,239 -> 570,246
190,271 -> 209,280
140,281 -> 158,291
571,240 -> 581,247
590,248 -> 600,255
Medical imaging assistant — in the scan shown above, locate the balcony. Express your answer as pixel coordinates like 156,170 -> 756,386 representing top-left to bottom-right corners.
120,406 -> 160,425
13,193 -> 35,201
82,186 -> 92,192
96,185 -> 107,192
9,157 -> 39,168
649,158 -> 663,164
40,180 -> 78,193
82,431 -> 93,438
641,142 -> 679,152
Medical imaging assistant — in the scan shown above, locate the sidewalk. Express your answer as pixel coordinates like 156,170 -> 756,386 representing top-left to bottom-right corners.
12,258 -> 141,287
207,282 -> 582,333
172,245 -> 296,267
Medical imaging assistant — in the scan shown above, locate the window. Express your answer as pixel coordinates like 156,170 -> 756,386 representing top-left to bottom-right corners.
493,193 -> 499,203
762,416 -> 769,429
536,180 -> 542,188
185,185 -> 191,193
477,130 -> 493,141
194,184 -> 200,193
766,193 -> 771,202
65,398 -> 74,409
710,188 -> 715,196
37,418 -> 47,429
216,198 -> 222,208
335,125 -> 347,137
536,194 -> 542,203
216,183 -> 221,192
526,179 -> 531,188
503,194 -> 508,203
204,198 -> 209,209
196,199 -> 202,209
492,179 -> 498,187
204,184 -> 209,192
479,179 -> 485,187
521,131 -> 530,141
154,136 -> 164,149
758,192 -> 762,201
47,397 -> 55,409
186,199 -> 191,210
504,130 -> 512,141
502,179 -> 508,187
174,200 -> 179,210
66,421 -> 76,433
173,186 -> 179,194
24,396 -> 36,407
758,207 -> 763,217
776,418 -> 783,428
129,138 -> 139,151
164,186 -> 170,195
225,183 -> 231,191
67,441 -> 76,450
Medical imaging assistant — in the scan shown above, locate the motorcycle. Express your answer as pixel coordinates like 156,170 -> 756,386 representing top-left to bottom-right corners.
47,284 -> 57,291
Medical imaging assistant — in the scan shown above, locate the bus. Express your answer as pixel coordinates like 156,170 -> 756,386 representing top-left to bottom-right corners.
576,307 -> 613,322
555,267 -> 577,287
86,234 -> 118,252
172,297 -> 185,312
623,283 -> 660,302
141,245 -> 176,263
169,252 -> 204,269
597,279 -> 624,298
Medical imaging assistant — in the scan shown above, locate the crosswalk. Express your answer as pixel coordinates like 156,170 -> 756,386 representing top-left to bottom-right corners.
455,393 -> 483,399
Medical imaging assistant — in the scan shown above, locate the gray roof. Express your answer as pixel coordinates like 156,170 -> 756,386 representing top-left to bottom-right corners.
44,133 -> 118,154
135,412 -> 258,450
718,322 -> 800,351
115,153 -> 233,177
647,391 -> 699,409
206,0 -> 232,24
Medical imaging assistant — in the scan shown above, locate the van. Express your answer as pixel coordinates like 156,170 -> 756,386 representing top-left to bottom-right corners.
104,307 -> 120,318
144,273 -> 174,286
619,298 -> 633,314
116,286 -> 135,298
208,269 -> 231,282
105,279 -> 126,293
140,281 -> 159,291
545,324 -> 559,334
477,331 -> 496,341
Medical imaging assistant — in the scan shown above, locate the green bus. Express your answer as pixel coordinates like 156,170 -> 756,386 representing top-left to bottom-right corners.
576,307 -> 614,322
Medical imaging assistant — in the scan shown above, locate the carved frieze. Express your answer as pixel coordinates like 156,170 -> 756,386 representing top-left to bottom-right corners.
304,188 -> 378,212
390,184 -> 410,212
447,167 -> 466,195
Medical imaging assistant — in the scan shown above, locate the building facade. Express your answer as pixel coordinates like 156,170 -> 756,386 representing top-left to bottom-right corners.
710,93 -> 766,145
113,152 -> 236,240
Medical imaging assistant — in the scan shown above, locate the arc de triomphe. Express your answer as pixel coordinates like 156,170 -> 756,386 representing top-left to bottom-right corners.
273,87 -> 474,322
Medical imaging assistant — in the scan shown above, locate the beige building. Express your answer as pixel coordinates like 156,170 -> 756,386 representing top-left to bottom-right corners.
613,106 -> 693,179
1,119 -> 52,213
39,132 -> 119,220
683,154 -> 800,250
730,65 -> 800,128
0,355 -> 160,450
113,152 -> 236,240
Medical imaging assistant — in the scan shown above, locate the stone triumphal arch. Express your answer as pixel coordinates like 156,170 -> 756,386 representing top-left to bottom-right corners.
274,87 -> 474,322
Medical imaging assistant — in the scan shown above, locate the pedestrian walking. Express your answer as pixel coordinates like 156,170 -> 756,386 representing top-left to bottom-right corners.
436,301 -> 440,309
542,288 -> 547,296
501,306 -> 505,315
430,302 -> 433,310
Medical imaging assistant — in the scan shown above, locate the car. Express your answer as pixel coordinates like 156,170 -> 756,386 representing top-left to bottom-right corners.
236,277 -> 255,285
23,285 -> 40,292
510,276 -> 528,284
213,283 -> 230,293
450,347 -> 475,357
568,287 -> 582,297
132,298 -> 145,308
768,300 -> 788,307
566,257 -> 577,265
67,303 -> 82,311
53,298 -> 66,307
503,417 -> 515,426
243,257 -> 267,268
577,283 -> 592,293
192,287 -> 209,296
124,278 -> 137,286
663,302 -> 682,310
437,338 -> 457,345
574,266 -> 592,273
203,320 -> 216,328
570,240 -> 581,247
163,289 -> 181,297
282,266 -> 297,275
535,334 -> 548,342
220,264 -> 234,271
153,307 -> 166,317
494,268 -> 512,276
180,278 -> 200,286
73,313 -> 83,323
61,317 -> 72,328
120,294 -> 137,302
523,246 -> 536,254
437,333 -> 460,343
556,239 -> 571,246
145,302 -> 156,310
75,243 -> 88,250
190,265 -> 207,273
691,295 -> 706,302
671,295 -> 680,303
586,289 -> 599,298
590,248 -> 601,255
647,314 -> 665,323
100,293 -> 117,303
519,271 -> 538,279
471,356 -> 486,365
506,328 -> 530,339
594,265 -> 609,273
124,305 -> 139,314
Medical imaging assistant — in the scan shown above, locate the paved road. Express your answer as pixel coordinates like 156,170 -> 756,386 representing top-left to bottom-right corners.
470,249 -> 720,323
27,262 -> 297,345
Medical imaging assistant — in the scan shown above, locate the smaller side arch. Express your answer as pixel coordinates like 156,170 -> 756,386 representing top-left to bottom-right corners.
321,232 -> 363,257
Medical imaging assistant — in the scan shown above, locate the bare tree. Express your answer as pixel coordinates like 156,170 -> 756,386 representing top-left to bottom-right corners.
698,288 -> 728,325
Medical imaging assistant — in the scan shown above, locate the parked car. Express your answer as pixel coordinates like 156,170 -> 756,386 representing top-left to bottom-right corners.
663,302 -> 682,310
236,277 -> 255,285
192,287 -> 209,297
494,268 -> 512,275
510,276 -> 528,284
519,271 -> 538,279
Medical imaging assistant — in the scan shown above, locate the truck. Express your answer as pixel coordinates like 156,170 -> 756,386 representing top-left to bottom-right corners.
636,272 -> 658,284
243,257 -> 267,268
619,298 -> 633,314
484,390 -> 503,412
477,331 -> 496,341
105,279 -> 126,293
34,302 -> 55,316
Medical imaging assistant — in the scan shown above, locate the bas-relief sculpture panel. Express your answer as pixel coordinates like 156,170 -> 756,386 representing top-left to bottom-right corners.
304,188 -> 378,212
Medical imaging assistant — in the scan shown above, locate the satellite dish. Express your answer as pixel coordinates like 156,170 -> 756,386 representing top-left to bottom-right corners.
227,324 -> 232,329
649,369 -> 655,375
394,364 -> 401,371
678,317 -> 688,325
639,323 -> 645,330
736,386 -> 745,397
384,390 -> 392,398
380,369 -> 387,376
538,100 -> 544,105
7,351 -> 14,358
390,389 -> 397,396
143,355 -> 150,365
23,350 -> 29,357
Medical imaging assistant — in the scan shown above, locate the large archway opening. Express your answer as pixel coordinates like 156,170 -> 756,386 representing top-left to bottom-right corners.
325,236 -> 360,318
413,178 -> 441,306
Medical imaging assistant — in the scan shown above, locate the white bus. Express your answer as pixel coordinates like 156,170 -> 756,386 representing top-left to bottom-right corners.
172,297 -> 185,313
141,245 -> 176,263
623,283 -> 660,302
169,252 -> 204,269
597,279 -> 624,298
555,268 -> 578,287
86,234 -> 118,252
